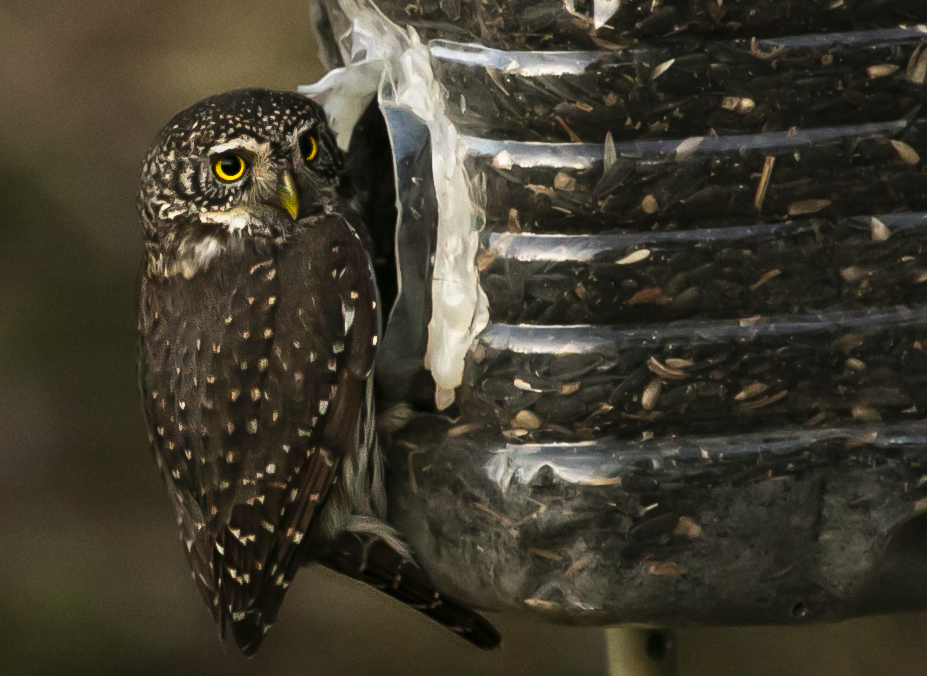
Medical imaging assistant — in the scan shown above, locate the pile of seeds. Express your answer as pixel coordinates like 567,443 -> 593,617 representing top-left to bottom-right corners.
388,409 -> 927,621
473,119 -> 927,234
367,0 -> 927,463
376,0 -> 927,50
451,35 -> 927,443
434,29 -> 927,143
480,217 -> 927,324
459,317 -> 927,443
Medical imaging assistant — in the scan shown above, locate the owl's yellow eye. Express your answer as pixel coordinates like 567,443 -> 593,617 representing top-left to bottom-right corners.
304,135 -> 318,163
213,155 -> 247,182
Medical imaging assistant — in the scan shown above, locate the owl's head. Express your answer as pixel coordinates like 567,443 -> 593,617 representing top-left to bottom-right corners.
138,88 -> 343,278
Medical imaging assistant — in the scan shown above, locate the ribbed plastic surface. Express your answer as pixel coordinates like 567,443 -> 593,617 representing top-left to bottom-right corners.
312,2 -> 927,624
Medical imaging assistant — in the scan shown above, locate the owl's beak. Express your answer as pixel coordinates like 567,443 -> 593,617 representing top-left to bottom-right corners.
275,171 -> 299,220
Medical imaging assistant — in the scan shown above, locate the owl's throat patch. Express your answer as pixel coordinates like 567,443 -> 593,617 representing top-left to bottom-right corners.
172,212 -> 276,279
174,236 -> 228,278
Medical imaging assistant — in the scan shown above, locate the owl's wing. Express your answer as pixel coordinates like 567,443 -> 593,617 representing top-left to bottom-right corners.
220,215 -> 381,653
139,215 -> 378,654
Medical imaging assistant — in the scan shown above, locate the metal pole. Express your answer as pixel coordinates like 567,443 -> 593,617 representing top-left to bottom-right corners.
606,628 -> 677,676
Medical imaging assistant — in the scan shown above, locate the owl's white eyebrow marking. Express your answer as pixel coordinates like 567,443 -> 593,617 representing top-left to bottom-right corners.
209,138 -> 268,156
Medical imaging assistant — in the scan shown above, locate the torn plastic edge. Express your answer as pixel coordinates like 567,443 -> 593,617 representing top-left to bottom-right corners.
299,62 -> 382,151
302,0 -> 487,408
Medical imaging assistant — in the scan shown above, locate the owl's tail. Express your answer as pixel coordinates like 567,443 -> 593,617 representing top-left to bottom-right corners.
319,530 -> 502,650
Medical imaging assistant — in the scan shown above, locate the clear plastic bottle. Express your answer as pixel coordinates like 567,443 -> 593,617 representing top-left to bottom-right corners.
308,2 -> 927,623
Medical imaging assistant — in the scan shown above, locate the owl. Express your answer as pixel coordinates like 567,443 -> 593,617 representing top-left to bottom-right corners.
137,89 -> 499,655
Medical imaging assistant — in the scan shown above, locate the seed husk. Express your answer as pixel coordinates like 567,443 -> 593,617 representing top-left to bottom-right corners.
514,378 -> 543,392
512,410 -> 542,429
750,269 -> 781,290
734,382 -> 770,401
907,45 -> 927,85
846,358 -> 867,372
553,172 -> 577,191
840,266 -> 871,283
804,411 -> 829,427
868,64 -> 899,79
647,561 -> 681,577
652,59 -> 675,80
738,390 -> 788,411
629,287 -> 670,305
674,517 -> 703,538
754,156 -> 775,212
648,357 -> 690,380
891,140 -> 920,166
641,378 -> 663,411
788,199 -> 831,216
721,96 -> 755,114
833,334 -> 865,352
852,405 -> 882,423
560,381 -> 581,395
870,217 -> 891,242
447,422 -> 487,437
616,249 -> 651,265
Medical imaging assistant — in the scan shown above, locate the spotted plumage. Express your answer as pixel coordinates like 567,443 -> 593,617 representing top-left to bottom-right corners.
137,89 -> 499,655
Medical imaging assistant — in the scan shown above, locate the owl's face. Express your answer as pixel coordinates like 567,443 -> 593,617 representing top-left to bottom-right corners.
138,89 -> 343,278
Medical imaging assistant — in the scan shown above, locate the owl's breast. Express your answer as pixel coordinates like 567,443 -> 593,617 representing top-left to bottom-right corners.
139,217 -> 376,519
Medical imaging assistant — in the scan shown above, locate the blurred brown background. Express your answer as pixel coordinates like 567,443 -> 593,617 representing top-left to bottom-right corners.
2,1 -> 927,674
